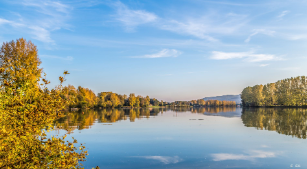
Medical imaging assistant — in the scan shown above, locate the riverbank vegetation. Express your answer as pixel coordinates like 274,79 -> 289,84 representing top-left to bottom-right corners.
61,88 -> 237,109
60,86 -> 165,109
241,76 -> 307,107
169,99 -> 237,107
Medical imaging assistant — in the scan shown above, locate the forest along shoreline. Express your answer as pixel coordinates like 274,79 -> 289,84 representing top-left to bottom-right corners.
241,76 -> 307,108
61,86 -> 237,110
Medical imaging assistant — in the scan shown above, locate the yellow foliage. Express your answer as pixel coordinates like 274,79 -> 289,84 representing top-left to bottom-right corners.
0,38 -> 87,168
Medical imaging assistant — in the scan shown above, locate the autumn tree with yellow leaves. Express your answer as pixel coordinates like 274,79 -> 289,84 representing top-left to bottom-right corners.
0,38 -> 87,168
241,76 -> 307,107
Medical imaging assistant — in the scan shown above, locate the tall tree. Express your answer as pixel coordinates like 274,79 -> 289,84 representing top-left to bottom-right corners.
145,96 -> 150,107
0,38 -> 42,90
0,38 -> 87,168
129,93 -> 136,107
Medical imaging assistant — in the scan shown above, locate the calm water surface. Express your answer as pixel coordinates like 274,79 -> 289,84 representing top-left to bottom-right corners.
51,107 -> 307,169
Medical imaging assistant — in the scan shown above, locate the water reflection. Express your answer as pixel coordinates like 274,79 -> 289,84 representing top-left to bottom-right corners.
55,107 -> 307,139
241,108 -> 307,139
166,106 -> 237,113
54,107 -> 238,133
211,150 -> 277,161
54,108 -> 163,133
51,107 -> 307,168
131,156 -> 182,164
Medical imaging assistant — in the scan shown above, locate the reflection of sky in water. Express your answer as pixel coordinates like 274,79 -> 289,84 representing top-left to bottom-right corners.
49,108 -> 307,169
131,156 -> 182,164
203,107 -> 242,117
212,150 -> 278,161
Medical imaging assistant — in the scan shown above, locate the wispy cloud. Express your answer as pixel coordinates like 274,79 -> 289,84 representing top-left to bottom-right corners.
160,20 -> 218,42
21,0 -> 71,14
29,26 -> 54,43
212,150 -> 277,161
211,51 -> 280,62
1,0 -> 71,44
260,64 -> 269,67
22,0 -> 71,43
277,10 -> 289,19
112,2 -> 248,41
0,18 -> 54,44
245,29 -> 275,43
159,12 -> 248,41
0,18 -> 24,27
199,1 -> 260,6
113,1 -> 157,31
41,55 -> 73,61
283,34 -> 307,41
132,156 -> 182,164
133,49 -> 181,58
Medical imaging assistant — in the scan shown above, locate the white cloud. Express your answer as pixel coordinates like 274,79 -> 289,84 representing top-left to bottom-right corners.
113,1 -> 157,30
133,49 -> 181,58
112,2 -> 248,41
277,10 -> 289,19
211,51 -> 279,62
29,26 -> 54,43
160,20 -> 218,42
133,156 -> 182,164
0,0 -> 71,44
21,0 -> 71,31
159,13 -> 248,41
21,0 -> 71,15
283,34 -> 307,41
245,29 -> 275,43
0,18 -> 12,25
212,150 -> 277,161
0,18 -> 54,43
260,64 -> 269,67
0,18 -> 24,27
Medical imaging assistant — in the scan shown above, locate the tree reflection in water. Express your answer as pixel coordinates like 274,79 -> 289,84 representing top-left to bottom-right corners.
55,107 -> 307,139
54,108 -> 161,133
241,108 -> 307,139
54,107 -> 238,133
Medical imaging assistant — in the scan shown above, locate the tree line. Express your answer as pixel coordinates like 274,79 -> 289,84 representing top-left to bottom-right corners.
169,99 -> 237,107
241,76 -> 307,107
60,85 -> 165,109
61,86 -> 237,109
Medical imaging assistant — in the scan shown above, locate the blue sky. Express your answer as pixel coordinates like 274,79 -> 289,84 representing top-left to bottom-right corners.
1,0 -> 307,101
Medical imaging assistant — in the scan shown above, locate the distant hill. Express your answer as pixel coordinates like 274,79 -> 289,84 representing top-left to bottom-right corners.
203,95 -> 241,104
